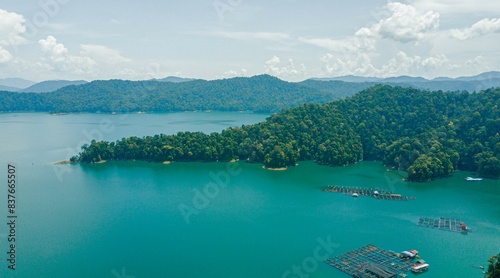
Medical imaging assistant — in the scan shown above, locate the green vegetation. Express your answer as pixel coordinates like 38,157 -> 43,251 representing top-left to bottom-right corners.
72,85 -> 500,181
0,75 -> 363,114
488,253 -> 500,278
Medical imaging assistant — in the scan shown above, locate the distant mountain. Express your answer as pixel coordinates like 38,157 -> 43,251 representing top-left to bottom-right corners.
455,71 -> 500,81
19,80 -> 88,93
431,76 -> 454,82
311,75 -> 428,83
311,75 -> 383,83
0,85 -> 21,92
310,71 -> 500,92
1,73 -> 500,114
312,71 -> 500,84
153,76 -> 197,83
382,76 -> 427,83
0,75 -> 336,113
0,78 -> 35,89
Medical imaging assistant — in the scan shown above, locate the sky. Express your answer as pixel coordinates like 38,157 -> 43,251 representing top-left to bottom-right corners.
1,0 -> 500,82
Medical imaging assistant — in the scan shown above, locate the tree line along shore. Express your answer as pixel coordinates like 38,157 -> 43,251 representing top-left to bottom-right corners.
71,85 -> 500,182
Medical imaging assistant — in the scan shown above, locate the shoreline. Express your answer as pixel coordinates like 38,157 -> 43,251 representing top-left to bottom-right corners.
53,160 -> 71,165
262,166 -> 288,171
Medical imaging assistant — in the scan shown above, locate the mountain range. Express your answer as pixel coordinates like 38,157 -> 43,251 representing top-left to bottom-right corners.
1,71 -> 500,113
18,80 -> 88,93
1,71 -> 499,93
0,78 -> 87,93
311,71 -> 500,83
0,78 -> 36,91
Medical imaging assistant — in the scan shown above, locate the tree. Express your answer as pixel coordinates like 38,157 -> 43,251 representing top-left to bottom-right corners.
487,253 -> 500,278
73,86 -> 500,181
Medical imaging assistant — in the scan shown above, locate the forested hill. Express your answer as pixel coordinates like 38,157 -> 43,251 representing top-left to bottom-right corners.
0,75 -> 367,113
73,85 -> 500,181
2,74 -> 500,113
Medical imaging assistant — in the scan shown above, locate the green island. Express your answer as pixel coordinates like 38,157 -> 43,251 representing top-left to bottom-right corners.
72,85 -> 500,182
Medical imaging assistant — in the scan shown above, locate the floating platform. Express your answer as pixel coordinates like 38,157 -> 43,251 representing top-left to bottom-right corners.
322,185 -> 415,201
325,244 -> 420,278
417,217 -> 472,233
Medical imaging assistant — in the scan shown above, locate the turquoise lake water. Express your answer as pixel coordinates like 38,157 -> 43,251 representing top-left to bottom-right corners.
0,112 -> 498,278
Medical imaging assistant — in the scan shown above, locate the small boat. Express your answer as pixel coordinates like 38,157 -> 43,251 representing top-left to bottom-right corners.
411,262 -> 429,273
352,193 -> 359,197
401,251 -> 416,258
465,177 -> 483,181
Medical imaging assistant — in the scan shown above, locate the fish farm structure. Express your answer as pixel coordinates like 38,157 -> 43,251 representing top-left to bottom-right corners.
322,185 -> 415,201
325,244 -> 428,278
417,217 -> 472,233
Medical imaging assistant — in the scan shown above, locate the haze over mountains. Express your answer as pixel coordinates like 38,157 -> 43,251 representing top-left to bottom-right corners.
0,76 -> 196,93
0,78 -> 87,93
0,78 -> 36,91
311,71 -> 500,83
310,71 -> 500,92
1,71 -> 499,93
18,80 -> 88,93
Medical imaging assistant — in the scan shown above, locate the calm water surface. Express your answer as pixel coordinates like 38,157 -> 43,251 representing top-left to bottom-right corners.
0,112 -> 498,278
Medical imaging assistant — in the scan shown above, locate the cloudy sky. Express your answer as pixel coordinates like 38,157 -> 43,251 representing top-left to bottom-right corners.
1,0 -> 500,82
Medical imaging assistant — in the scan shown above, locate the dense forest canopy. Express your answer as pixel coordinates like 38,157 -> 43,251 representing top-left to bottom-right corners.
488,253 -> 500,278
73,85 -> 500,181
0,75 -> 366,113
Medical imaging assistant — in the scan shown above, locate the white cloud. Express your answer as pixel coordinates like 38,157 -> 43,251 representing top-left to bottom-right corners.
38,36 -> 97,75
303,2 -> 443,77
80,44 -> 131,65
303,2 -> 463,78
301,1 -> 440,57
411,0 -> 500,14
451,18 -> 500,40
321,52 -> 378,77
320,51 -> 449,77
39,35 -> 68,61
300,36 -> 376,53
0,9 -> 27,47
212,31 -> 290,42
380,51 -> 449,76
221,69 -> 247,78
37,36 -> 133,78
0,46 -> 13,63
0,9 -> 27,63
264,56 -> 306,78
357,2 -> 440,43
